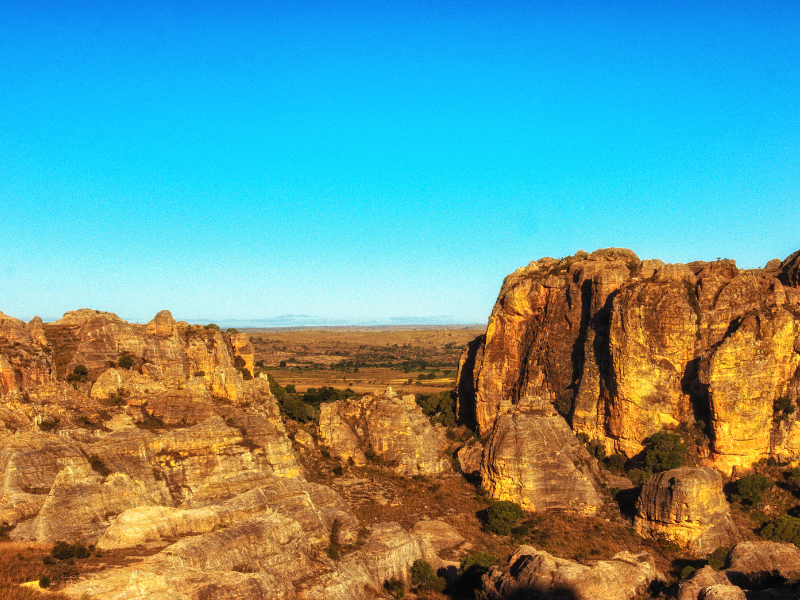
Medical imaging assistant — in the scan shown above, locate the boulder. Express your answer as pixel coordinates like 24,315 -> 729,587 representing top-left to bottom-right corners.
480,411 -> 604,513
634,467 -> 740,555
481,545 -> 661,600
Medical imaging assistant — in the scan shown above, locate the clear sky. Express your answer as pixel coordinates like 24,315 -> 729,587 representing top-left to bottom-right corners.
1,1 -> 798,326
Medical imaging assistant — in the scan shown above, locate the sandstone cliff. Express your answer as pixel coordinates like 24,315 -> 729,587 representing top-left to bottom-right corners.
458,248 -> 800,474
318,387 -> 450,476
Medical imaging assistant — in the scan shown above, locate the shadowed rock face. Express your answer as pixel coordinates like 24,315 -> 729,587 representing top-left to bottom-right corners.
677,541 -> 800,600
634,467 -> 740,556
481,545 -> 662,600
458,248 -> 800,473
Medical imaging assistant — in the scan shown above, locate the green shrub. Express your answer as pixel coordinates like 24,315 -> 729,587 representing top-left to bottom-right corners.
627,468 -> 653,485
384,577 -> 405,598
644,432 -> 688,472
680,565 -> 696,580
410,558 -> 436,586
39,575 -> 50,588
606,453 -> 625,474
486,500 -> 524,535
410,558 -> 446,591
51,541 -> 74,560
774,397 -> 796,419
72,364 -> 88,377
707,546 -> 731,570
205,323 -> 220,330
332,465 -> 343,476
734,473 -> 773,505
788,467 -> 800,490
118,354 -> 134,369
760,515 -> 800,546
320,448 -> 332,460
88,454 -> 111,477
458,551 -> 496,595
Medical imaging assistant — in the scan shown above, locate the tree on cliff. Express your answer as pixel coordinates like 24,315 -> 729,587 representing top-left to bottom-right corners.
644,432 -> 689,472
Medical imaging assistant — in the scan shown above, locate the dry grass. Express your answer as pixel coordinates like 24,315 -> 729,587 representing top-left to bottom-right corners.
0,542 -> 71,600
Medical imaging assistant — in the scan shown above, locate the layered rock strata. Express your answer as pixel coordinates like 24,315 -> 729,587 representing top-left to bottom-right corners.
458,248 -> 800,474
480,410 -> 604,512
634,467 -> 740,555
318,388 -> 450,476
481,545 -> 662,600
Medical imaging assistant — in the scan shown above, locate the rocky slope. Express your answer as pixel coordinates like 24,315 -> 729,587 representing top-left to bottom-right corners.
0,309 -> 449,599
319,388 -> 450,475
457,248 -> 800,475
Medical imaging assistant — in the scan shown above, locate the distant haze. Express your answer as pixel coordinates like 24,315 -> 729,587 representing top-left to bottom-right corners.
1,1 -> 798,325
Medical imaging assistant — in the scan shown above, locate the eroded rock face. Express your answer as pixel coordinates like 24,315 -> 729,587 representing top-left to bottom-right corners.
0,312 -> 55,397
677,541 -> 800,600
481,545 -> 662,600
318,388 -> 450,476
457,248 -> 800,473
480,411 -> 604,513
634,467 -> 740,556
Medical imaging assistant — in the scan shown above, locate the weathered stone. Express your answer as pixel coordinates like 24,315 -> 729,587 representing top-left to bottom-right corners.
677,566 -> 733,600
456,440 -> 483,476
480,411 -> 604,512
725,541 -> 800,588
482,545 -> 661,600
319,388 -> 450,476
90,368 -> 124,400
411,519 -> 467,553
634,467 -> 740,556
0,311 -> 55,397
457,247 -> 800,473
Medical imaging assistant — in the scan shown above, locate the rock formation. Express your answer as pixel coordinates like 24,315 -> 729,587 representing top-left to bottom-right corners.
0,309 -> 464,599
481,544 -> 662,600
634,467 -> 740,555
458,248 -> 800,474
678,541 -> 800,599
480,411 -> 604,512
318,388 -> 450,475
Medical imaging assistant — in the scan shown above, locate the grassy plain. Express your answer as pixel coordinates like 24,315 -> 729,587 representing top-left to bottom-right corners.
246,325 -> 484,395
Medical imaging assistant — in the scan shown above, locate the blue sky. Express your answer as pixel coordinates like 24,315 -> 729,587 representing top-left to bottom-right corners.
1,0 -> 798,326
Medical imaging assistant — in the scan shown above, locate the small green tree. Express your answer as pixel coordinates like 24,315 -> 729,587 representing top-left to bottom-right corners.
707,546 -> 731,570
486,500 -> 524,535
118,354 -> 133,369
384,577 -> 405,599
761,515 -> 800,547
644,432 -> 689,472
734,473 -> 773,505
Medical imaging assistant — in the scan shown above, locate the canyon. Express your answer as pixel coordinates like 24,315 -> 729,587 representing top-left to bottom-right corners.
1,247 -> 799,599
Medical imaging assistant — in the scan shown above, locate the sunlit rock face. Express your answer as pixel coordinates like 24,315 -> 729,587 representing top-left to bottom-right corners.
318,387 -> 450,476
458,248 -> 800,474
634,467 -> 740,556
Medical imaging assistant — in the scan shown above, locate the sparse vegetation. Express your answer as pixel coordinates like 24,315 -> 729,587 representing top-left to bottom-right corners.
410,559 -> 446,592
118,353 -> 133,369
384,577 -> 405,599
707,546 -> 730,570
88,454 -> 111,477
774,396 -> 796,420
733,473 -> 773,505
485,500 -> 524,535
644,431 -> 689,472
760,515 -> 800,547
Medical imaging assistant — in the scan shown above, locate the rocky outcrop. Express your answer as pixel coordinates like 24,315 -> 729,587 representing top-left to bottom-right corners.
457,248 -> 800,473
481,545 -> 662,600
634,467 -> 740,555
65,517 -> 436,600
480,411 -> 604,512
318,388 -> 450,476
678,541 -> 800,600
411,518 -> 468,554
0,312 -> 55,397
